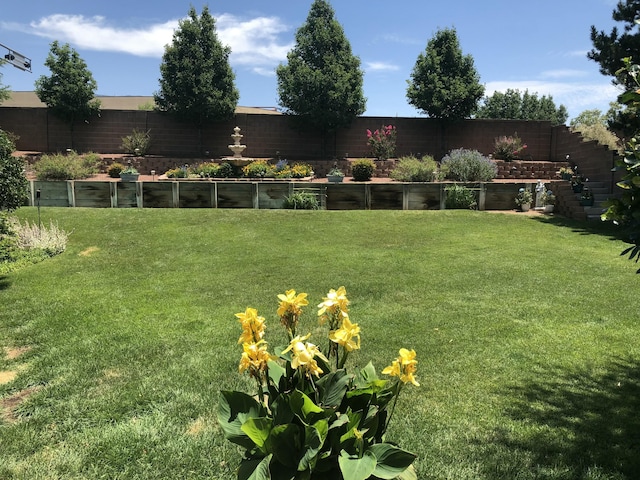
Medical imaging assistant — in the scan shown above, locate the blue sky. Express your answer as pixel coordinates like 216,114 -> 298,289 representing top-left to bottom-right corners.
0,0 -> 625,121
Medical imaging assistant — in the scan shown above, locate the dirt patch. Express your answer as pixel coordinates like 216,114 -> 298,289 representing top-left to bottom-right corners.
4,346 -> 31,360
186,417 -> 207,436
79,246 -> 100,257
0,370 -> 17,385
1,386 -> 41,423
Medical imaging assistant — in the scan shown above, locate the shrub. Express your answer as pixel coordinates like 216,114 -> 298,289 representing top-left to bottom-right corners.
121,129 -> 151,156
216,162 -> 235,178
571,123 -> 623,154
107,162 -> 125,178
191,162 -> 220,178
34,151 -> 99,180
441,148 -> 497,182
165,168 -> 188,179
283,191 -> 320,209
289,162 -> 314,178
351,158 -> 375,181
14,219 -> 68,256
243,159 -> 275,178
0,129 -> 28,211
445,183 -> 477,209
367,124 -> 397,160
390,155 -> 439,182
493,133 -> 527,161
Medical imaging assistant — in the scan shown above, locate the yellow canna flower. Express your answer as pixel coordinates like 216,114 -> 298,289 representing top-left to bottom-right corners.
282,333 -> 327,377
382,348 -> 419,386
238,340 -> 272,379
329,317 -> 361,352
235,307 -> 266,344
277,289 -> 308,333
317,286 -> 349,324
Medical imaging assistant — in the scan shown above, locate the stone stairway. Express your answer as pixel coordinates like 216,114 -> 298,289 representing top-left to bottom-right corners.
553,179 -> 610,221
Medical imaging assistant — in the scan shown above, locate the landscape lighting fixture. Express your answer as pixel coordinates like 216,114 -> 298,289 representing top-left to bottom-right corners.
0,42 -> 31,72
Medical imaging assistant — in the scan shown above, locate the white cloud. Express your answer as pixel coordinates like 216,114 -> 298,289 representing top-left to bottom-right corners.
365,61 -> 400,72
4,13 -> 292,68
540,69 -> 588,79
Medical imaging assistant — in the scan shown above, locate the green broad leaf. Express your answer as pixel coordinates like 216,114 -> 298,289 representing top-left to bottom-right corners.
270,423 -> 302,469
289,389 -> 325,424
369,443 -> 417,479
241,417 -> 273,453
218,391 -> 264,450
268,359 -> 286,387
393,464 -> 418,480
238,455 -> 271,480
315,369 -> 351,408
271,396 -> 295,426
297,423 -> 325,471
338,450 -> 376,480
360,405 -> 380,440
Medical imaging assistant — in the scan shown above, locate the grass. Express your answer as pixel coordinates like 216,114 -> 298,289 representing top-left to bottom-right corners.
1,208 -> 639,479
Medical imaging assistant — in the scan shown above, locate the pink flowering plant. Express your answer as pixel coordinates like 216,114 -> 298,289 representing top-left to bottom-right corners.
493,133 -> 527,161
218,286 -> 419,480
367,125 -> 397,160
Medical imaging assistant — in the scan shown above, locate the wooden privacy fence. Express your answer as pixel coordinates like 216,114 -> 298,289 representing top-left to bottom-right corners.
27,180 -> 538,211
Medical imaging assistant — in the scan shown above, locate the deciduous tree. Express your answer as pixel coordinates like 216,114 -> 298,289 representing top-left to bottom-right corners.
0,62 -> 10,104
35,41 -> 100,148
476,89 -> 568,126
155,5 -> 238,153
277,0 -> 365,157
406,28 -> 484,121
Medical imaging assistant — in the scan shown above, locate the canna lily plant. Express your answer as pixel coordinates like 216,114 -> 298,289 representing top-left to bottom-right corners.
218,287 -> 419,480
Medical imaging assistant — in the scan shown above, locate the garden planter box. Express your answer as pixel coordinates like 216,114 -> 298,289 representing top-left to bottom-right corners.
27,180 -> 542,211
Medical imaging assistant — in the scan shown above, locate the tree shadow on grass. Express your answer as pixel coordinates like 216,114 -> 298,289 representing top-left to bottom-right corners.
532,214 -> 627,242
482,359 -> 640,479
0,276 -> 10,290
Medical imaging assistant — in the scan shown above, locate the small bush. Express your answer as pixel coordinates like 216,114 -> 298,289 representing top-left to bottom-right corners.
571,124 -> 623,154
351,158 -> 375,181
243,159 -> 275,178
34,151 -> 99,180
216,162 -> 235,178
107,162 -> 125,178
14,219 -> 69,256
121,129 -> 151,156
445,184 -> 477,209
441,148 -> 497,182
290,163 -> 314,178
367,124 -> 397,160
0,129 -> 28,211
493,133 -> 527,161
283,192 -> 320,210
390,155 -> 440,182
165,168 -> 188,179
192,162 -> 220,178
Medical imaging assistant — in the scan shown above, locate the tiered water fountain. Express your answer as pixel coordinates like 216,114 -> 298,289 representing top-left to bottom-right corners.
223,126 -> 251,166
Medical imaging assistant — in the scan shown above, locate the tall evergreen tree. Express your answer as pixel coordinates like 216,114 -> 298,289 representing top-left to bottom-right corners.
154,5 -> 238,151
34,41 -> 100,148
588,0 -> 640,88
588,1 -> 640,138
0,129 -> 28,212
407,28 -> 484,121
277,0 -> 365,156
476,89 -> 568,126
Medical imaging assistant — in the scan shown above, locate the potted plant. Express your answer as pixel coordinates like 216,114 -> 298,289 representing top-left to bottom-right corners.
541,189 -> 556,213
515,187 -> 533,212
558,166 -> 573,181
580,187 -> 594,206
327,164 -> 345,183
119,165 -> 140,182
571,167 -> 585,193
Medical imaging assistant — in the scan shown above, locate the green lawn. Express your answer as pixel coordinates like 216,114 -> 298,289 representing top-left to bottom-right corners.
1,208 -> 639,479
